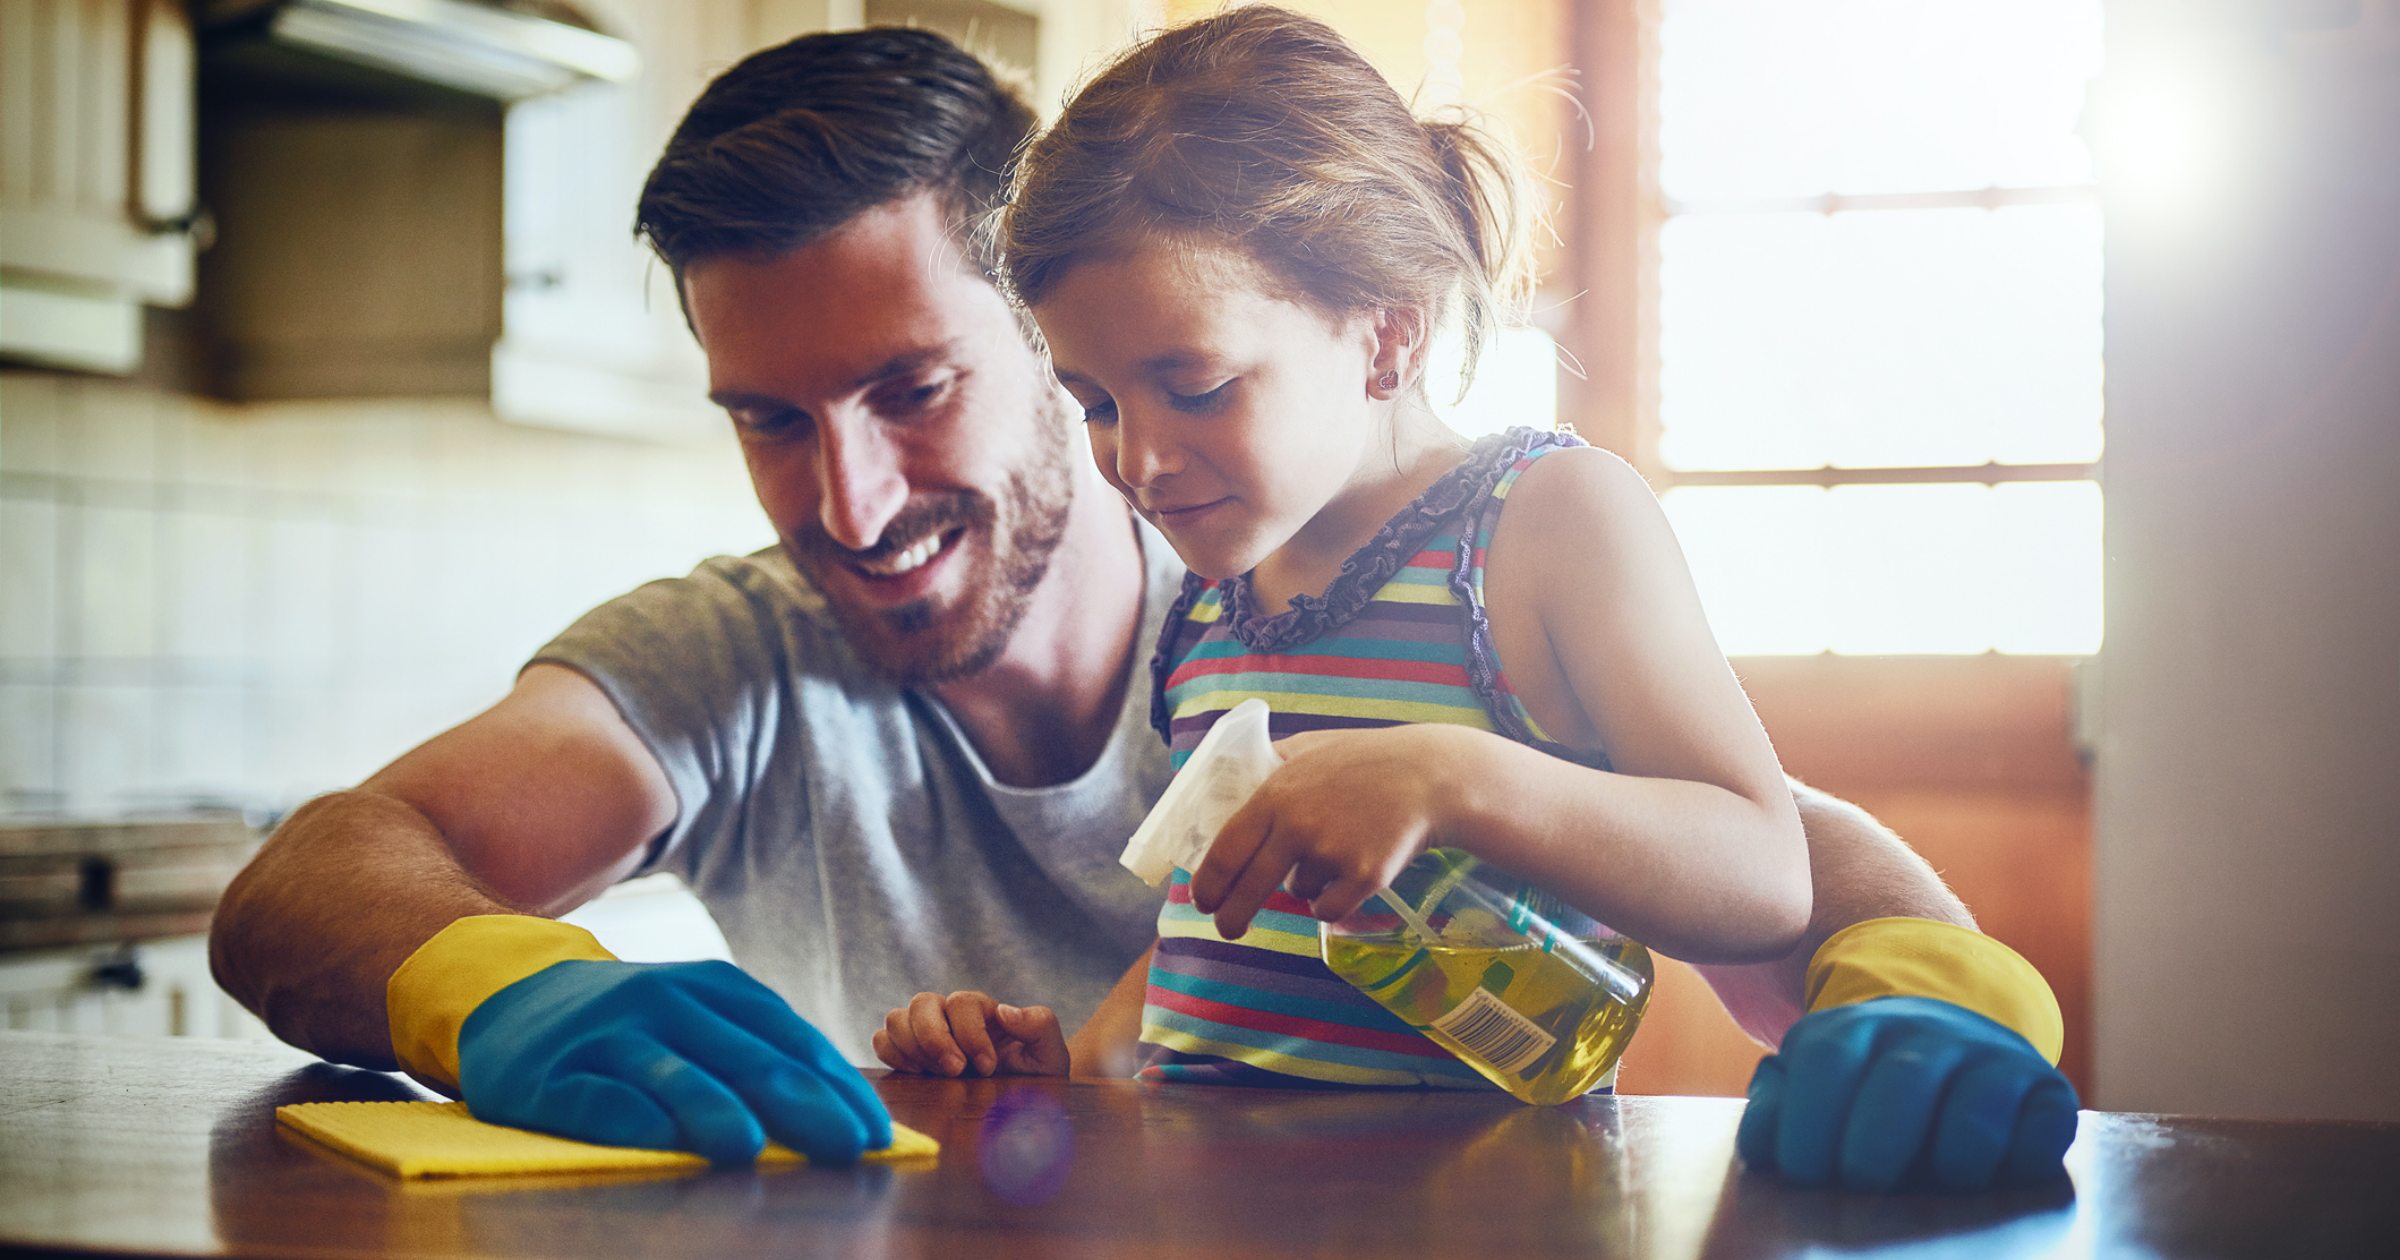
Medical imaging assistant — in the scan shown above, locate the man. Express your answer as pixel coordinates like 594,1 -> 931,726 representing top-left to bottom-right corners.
210,27 -> 2073,1192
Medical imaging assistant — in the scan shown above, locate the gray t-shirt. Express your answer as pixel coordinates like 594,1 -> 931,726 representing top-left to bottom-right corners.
532,527 -> 1178,1065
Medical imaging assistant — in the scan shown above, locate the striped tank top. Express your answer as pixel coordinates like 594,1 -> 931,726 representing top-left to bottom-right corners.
1138,427 -> 1612,1090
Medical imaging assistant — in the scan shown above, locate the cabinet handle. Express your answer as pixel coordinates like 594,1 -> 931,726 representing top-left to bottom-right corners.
91,946 -> 146,992
136,205 -> 217,250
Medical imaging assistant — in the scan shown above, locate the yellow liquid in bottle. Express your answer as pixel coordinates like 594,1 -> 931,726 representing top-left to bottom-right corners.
1323,929 -> 1653,1106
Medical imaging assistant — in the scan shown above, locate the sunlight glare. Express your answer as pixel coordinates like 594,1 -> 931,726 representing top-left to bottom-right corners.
1659,205 -> 2104,471
1660,0 -> 2102,201
1432,324 -> 1561,440
1662,482 -> 2103,655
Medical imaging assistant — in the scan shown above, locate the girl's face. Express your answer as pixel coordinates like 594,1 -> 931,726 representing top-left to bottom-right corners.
1033,239 -> 1399,582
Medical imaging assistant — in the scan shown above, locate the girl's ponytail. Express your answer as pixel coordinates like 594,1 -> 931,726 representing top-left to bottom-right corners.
1421,115 -> 1537,393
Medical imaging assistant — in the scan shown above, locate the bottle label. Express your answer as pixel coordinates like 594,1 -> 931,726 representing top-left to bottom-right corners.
1428,985 -> 1557,1076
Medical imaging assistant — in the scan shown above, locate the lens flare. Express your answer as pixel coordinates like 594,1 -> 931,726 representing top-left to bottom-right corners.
977,1087 -> 1074,1206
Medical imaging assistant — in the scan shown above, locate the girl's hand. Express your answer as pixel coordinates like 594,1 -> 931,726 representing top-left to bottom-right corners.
873,991 -> 1070,1077
1189,725 -> 1473,938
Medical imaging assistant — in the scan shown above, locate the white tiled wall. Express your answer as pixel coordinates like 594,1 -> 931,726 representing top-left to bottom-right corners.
0,370 -> 772,819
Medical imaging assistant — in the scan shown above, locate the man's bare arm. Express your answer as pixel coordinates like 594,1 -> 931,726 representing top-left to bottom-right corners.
1692,781 -> 1973,1048
209,664 -> 677,1068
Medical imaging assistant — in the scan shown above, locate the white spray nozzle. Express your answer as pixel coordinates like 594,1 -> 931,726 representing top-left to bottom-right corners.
1120,698 -> 1282,886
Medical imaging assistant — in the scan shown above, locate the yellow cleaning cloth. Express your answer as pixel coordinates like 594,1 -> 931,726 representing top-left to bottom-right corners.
278,1100 -> 938,1179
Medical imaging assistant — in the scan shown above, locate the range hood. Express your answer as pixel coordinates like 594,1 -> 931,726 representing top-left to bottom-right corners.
199,0 -> 638,101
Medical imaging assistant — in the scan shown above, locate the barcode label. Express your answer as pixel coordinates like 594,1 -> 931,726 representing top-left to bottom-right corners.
1428,986 -> 1556,1075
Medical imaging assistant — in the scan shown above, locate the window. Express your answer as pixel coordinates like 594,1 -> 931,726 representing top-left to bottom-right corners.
1645,0 -> 2105,654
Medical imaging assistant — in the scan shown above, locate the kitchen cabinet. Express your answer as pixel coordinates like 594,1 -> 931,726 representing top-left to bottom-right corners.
491,0 -> 751,442
0,0 -> 1140,413
0,934 -> 268,1039
0,0 -> 200,375
0,813 -> 268,1041
188,0 -> 643,402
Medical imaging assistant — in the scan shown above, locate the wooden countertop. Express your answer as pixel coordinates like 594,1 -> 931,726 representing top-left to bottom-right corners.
3,1029 -> 2395,1258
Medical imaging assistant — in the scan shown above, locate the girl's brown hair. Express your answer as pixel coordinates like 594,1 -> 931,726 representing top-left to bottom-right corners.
1000,5 -> 1534,388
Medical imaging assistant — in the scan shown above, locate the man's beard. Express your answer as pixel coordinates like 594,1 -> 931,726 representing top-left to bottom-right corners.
786,414 -> 1075,687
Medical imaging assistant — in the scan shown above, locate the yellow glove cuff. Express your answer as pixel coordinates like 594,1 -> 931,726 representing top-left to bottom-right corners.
387,915 -> 618,1089
1804,917 -> 2064,1065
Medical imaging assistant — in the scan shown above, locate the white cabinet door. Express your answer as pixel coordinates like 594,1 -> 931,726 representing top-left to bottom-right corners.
0,0 -> 197,374
0,935 -> 269,1041
492,0 -> 756,444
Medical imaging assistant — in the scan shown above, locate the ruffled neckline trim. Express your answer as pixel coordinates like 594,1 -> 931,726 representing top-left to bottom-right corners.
1207,427 -> 1581,652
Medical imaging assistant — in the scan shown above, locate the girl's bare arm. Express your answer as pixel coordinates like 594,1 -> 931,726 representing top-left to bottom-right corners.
1463,444 -> 1811,960
1066,944 -> 1154,1078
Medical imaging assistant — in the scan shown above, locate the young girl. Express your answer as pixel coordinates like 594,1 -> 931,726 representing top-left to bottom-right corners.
875,5 -> 1809,1093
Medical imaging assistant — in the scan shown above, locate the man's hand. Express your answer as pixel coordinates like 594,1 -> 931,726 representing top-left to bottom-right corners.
456,959 -> 892,1166
874,990 -> 1070,1078
1737,996 -> 2080,1193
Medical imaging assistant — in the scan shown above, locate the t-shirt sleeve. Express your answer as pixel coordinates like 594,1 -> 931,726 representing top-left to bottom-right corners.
526,552 -> 815,879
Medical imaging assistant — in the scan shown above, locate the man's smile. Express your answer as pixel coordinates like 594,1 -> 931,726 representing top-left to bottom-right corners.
853,528 -> 963,578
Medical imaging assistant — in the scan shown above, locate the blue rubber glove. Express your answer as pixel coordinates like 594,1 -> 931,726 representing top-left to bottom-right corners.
1737,995 -> 2079,1193
457,958 -> 892,1166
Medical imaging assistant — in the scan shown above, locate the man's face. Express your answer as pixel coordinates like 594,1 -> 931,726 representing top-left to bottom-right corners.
685,194 -> 1076,685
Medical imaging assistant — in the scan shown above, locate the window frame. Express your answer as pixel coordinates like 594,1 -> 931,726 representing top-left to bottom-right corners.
1562,0 -> 2103,497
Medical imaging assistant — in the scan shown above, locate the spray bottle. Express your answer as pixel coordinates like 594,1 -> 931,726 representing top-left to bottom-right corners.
1120,700 -> 1653,1104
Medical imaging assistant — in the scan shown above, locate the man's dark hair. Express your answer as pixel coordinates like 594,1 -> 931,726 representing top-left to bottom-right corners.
635,27 -> 1036,279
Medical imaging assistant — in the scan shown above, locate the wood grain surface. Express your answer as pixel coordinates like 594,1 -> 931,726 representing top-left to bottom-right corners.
3,1030 -> 2395,1259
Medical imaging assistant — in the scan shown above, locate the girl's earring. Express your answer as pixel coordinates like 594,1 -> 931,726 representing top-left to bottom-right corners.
1376,370 -> 1400,394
